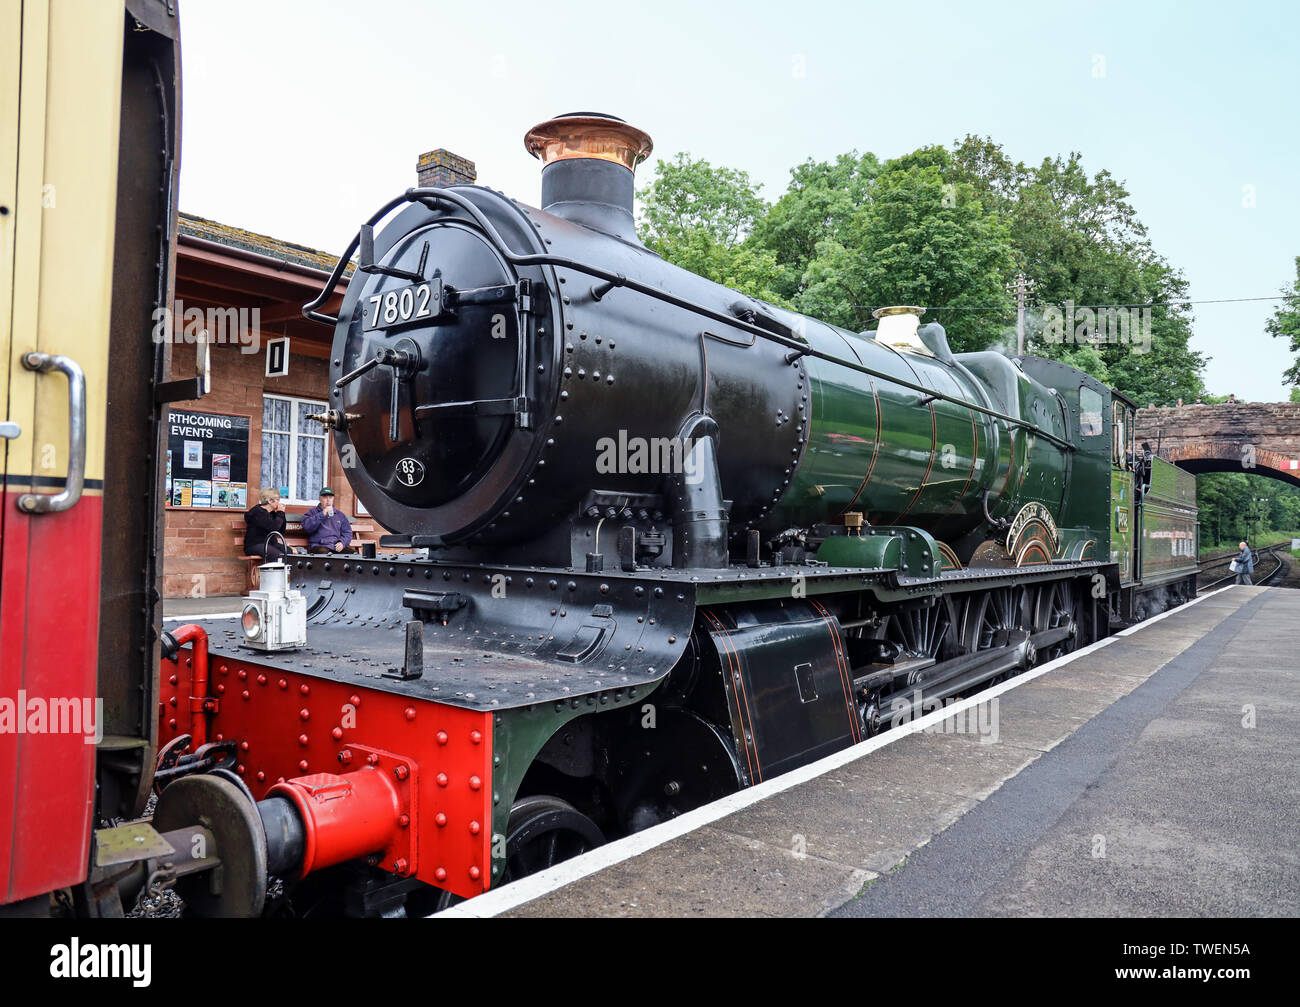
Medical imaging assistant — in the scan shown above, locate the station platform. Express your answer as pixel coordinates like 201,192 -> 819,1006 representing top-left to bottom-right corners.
441,586 -> 1299,918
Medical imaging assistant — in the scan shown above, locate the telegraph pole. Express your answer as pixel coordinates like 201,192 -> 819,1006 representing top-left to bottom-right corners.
1008,272 -> 1034,357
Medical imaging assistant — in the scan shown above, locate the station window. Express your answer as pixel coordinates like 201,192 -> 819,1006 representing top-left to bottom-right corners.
1079,385 -> 1104,437
261,394 -> 328,504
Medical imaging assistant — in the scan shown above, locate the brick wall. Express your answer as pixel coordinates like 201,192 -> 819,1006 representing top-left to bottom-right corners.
162,341 -> 360,598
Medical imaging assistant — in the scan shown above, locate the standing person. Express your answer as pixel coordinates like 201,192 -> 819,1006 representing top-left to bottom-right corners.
244,487 -> 288,560
301,487 -> 353,554
1228,393 -> 1237,404
1233,541 -> 1255,585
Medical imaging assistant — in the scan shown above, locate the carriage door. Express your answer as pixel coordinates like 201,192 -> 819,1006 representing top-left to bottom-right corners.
0,0 -> 123,904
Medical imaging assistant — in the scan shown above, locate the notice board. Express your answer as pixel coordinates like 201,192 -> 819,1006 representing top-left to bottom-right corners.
166,409 -> 251,509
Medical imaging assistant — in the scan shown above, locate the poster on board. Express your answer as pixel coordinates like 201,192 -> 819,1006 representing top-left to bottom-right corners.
166,411 -> 250,508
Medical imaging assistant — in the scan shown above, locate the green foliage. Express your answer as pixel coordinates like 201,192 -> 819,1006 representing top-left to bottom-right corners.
1267,256 -> 1300,386
634,134 -> 1208,400
1196,472 -> 1300,548
942,139 -> 1206,406
789,161 -> 1015,352
749,151 -> 879,301
635,154 -> 785,302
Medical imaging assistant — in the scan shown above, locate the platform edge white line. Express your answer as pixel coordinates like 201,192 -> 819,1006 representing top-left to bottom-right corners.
434,585 -> 1240,918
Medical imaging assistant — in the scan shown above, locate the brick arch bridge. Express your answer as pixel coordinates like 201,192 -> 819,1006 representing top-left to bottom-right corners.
1135,403 -> 1300,488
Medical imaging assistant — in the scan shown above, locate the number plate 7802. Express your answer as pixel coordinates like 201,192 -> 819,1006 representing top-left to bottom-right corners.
363,279 -> 443,331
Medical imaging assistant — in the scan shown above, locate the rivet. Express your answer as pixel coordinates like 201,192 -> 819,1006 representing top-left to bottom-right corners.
298,734 -> 309,746
468,775 -> 482,791
394,764 -> 409,781
469,866 -> 481,881
470,730 -> 482,744
256,771 -> 266,782
435,866 -> 447,881
399,814 -> 410,828
298,760 -> 309,772
299,708 -> 310,721
237,669 -> 247,680
300,684 -> 310,696
437,730 -> 449,745
331,726 -> 343,740
240,741 -> 250,751
437,772 -> 449,787
257,673 -> 267,685
469,820 -> 481,835
435,813 -> 448,827
241,690 -> 251,701
349,694 -> 361,706
405,707 -> 416,721
278,679 -> 288,689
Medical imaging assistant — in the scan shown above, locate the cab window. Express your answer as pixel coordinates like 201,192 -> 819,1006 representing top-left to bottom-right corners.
1079,385 -> 1104,437
1112,402 -> 1128,467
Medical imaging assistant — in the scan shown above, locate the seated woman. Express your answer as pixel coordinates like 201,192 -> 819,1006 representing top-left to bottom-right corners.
244,486 -> 288,561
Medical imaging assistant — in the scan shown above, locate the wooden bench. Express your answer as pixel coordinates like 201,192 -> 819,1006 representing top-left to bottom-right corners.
231,518 -> 378,592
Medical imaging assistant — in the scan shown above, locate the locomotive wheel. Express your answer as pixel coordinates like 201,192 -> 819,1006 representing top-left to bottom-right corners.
958,586 -> 1028,686
503,796 -> 605,880
409,795 -> 605,916
882,597 -> 957,663
1032,580 -> 1079,662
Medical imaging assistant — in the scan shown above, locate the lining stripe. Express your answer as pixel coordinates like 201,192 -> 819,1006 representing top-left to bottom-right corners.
702,609 -> 761,784
809,599 -> 861,744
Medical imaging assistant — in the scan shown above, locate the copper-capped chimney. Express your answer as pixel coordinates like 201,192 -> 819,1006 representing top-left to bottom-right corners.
524,112 -> 653,243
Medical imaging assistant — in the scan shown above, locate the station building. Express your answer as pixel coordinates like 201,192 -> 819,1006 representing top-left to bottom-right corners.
162,148 -> 476,597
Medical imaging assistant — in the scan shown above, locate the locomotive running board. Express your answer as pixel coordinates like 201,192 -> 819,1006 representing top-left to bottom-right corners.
188,556 -> 699,713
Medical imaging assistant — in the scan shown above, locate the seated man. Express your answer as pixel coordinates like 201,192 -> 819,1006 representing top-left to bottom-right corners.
301,487 -> 354,554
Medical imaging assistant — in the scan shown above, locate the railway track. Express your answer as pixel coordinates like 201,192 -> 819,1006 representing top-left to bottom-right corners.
1199,544 -> 1287,590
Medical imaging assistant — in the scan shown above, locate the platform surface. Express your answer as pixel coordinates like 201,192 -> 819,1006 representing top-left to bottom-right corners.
470,586 -> 1298,917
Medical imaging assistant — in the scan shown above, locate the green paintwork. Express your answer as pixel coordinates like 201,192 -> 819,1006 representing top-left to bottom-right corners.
1111,469 -> 1134,584
769,334 -> 1076,563
814,525 -> 940,576
1138,457 -> 1198,585
487,688 -> 653,885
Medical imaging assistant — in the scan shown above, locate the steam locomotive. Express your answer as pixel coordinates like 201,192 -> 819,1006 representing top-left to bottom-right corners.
1,24 -> 1197,916
151,111 -> 1198,915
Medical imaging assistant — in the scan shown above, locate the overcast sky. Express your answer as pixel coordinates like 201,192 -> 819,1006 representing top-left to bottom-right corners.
178,0 -> 1299,402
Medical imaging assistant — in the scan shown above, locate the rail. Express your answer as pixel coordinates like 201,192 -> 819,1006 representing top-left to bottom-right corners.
1199,544 -> 1287,590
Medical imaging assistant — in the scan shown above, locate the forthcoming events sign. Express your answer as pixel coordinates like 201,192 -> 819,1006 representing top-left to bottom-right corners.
166,409 -> 251,509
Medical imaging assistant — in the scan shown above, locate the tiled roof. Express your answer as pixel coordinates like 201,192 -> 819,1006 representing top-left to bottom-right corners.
179,211 -> 354,276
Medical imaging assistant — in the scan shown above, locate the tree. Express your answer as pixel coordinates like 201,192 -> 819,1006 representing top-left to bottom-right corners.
635,154 -> 786,304
749,151 -> 880,302
637,136 -> 1208,405
1267,256 -> 1300,385
946,139 -> 1206,406
792,158 -> 1015,351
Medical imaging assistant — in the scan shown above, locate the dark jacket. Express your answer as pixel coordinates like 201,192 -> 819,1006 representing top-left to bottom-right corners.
1237,546 -> 1255,573
243,504 -> 287,555
301,504 -> 352,550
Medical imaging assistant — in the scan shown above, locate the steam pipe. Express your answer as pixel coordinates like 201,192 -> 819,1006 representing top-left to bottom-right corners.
162,624 -> 211,746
